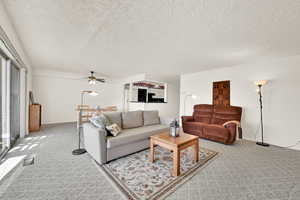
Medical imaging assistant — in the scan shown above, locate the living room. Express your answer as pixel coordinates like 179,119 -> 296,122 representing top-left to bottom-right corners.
0,1 -> 300,200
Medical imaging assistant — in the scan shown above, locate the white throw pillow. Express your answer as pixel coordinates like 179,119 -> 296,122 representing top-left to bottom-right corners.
89,113 -> 111,128
106,123 -> 122,137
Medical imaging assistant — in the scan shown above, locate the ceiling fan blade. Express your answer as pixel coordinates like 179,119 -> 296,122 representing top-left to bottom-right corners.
96,78 -> 105,83
72,76 -> 89,80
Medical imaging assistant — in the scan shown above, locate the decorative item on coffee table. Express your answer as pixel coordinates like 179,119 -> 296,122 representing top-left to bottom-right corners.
169,119 -> 180,137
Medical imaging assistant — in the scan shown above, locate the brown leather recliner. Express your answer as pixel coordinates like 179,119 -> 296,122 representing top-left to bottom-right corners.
182,104 -> 242,144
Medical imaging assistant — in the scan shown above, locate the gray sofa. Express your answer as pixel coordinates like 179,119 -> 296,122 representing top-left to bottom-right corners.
83,110 -> 169,164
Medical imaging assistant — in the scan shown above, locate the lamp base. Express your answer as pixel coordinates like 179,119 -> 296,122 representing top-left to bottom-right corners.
72,148 -> 87,155
256,142 -> 270,147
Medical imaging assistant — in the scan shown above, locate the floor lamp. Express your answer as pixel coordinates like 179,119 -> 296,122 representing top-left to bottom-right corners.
184,94 -> 197,115
254,80 -> 269,147
72,90 -> 99,155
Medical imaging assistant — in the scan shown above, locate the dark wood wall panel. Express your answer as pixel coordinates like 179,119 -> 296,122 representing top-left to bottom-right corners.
213,80 -> 230,107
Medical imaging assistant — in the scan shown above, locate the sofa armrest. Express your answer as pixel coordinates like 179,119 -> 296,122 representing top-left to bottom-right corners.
83,123 -> 107,164
181,116 -> 194,123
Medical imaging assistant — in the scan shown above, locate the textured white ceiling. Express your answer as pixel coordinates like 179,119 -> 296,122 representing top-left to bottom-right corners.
3,0 -> 300,80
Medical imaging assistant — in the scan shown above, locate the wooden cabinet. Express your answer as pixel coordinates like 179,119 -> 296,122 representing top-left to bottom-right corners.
29,104 -> 41,132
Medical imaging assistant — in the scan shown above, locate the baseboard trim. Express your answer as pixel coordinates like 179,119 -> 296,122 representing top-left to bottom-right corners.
42,121 -> 76,128
242,137 -> 300,151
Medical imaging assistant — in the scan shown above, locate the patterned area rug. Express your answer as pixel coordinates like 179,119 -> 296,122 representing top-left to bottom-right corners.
97,146 -> 218,200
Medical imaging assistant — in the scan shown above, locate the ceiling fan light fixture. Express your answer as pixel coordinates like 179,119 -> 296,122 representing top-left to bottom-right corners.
89,79 -> 96,85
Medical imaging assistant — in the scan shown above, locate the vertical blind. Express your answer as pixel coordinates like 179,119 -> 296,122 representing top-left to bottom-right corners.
0,55 -> 3,153
10,63 -> 20,146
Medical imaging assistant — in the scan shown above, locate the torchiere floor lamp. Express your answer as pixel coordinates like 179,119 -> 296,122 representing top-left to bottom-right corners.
254,80 -> 269,147
72,90 -> 98,155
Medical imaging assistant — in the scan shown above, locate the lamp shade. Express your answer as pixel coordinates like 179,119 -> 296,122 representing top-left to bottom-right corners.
254,80 -> 267,86
89,91 -> 98,96
81,90 -> 99,96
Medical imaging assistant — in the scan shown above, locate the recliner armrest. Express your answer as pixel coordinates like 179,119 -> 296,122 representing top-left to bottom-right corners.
181,116 -> 194,123
222,120 -> 240,127
222,120 -> 242,141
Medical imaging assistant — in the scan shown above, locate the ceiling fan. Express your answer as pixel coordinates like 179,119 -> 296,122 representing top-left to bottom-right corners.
87,71 -> 105,84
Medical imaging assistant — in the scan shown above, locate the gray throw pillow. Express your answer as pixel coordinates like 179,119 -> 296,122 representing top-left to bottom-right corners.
104,112 -> 122,128
122,111 -> 143,129
143,110 -> 160,126
89,113 -> 111,128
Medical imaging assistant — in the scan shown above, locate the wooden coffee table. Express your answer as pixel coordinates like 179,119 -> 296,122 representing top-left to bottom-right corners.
149,131 -> 199,176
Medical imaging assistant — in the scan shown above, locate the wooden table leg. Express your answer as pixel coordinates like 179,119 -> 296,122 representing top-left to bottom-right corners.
173,148 -> 180,176
194,139 -> 199,162
149,139 -> 154,163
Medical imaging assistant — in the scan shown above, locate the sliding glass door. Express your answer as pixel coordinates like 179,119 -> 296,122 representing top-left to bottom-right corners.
0,54 -> 8,156
0,31 -> 26,158
0,54 -> 21,156
10,63 -> 20,146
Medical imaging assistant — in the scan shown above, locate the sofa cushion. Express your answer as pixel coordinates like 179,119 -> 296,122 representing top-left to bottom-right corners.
182,121 -> 205,137
104,112 -> 122,128
122,111 -> 143,129
193,104 -> 213,123
211,106 -> 242,125
107,124 -> 168,148
143,110 -> 160,126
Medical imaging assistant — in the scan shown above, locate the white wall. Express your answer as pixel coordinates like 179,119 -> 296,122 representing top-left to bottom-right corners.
33,71 -> 180,125
0,1 -> 32,90
33,71 -> 123,124
180,55 -> 300,150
